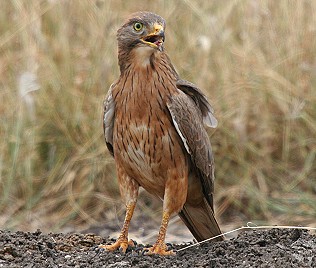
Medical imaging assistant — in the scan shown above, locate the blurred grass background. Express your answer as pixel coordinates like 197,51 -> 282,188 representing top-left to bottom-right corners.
0,0 -> 315,234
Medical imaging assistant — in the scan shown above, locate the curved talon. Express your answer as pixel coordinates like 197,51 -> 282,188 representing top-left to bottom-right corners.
99,238 -> 135,253
144,243 -> 175,256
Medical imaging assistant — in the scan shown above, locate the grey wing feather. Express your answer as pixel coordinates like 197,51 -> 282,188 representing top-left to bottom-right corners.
167,89 -> 216,206
176,79 -> 218,128
103,83 -> 115,156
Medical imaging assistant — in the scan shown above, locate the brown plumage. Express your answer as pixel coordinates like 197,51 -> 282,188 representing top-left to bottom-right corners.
101,11 -> 223,255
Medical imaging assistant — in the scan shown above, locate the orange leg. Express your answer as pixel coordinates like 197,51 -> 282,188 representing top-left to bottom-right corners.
144,211 -> 175,255
99,202 -> 136,253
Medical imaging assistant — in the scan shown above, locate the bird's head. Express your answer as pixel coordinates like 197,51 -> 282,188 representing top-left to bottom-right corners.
117,12 -> 166,55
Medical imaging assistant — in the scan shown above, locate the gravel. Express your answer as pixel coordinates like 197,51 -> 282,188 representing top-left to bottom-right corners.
0,228 -> 315,267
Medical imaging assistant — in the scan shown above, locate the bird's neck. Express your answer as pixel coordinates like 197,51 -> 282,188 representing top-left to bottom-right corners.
114,47 -> 179,113
118,47 -> 177,78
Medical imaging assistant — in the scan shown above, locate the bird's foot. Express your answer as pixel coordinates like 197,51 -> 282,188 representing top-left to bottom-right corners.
99,238 -> 135,253
144,243 -> 175,256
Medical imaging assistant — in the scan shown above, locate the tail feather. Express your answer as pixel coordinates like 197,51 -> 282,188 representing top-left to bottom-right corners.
178,198 -> 224,242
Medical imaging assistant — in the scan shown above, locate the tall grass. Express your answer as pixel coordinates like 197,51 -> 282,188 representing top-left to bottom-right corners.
0,0 -> 315,232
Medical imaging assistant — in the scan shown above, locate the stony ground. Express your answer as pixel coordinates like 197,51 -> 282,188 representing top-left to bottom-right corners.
0,228 -> 315,267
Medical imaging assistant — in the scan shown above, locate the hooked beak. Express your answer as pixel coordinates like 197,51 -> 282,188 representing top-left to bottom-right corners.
140,23 -> 165,51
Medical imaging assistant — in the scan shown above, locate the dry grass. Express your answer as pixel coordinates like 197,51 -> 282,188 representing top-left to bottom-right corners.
0,0 -> 315,232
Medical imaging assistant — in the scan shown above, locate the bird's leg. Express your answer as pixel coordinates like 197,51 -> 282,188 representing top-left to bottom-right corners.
99,168 -> 139,253
99,202 -> 136,253
144,171 -> 188,256
144,210 -> 174,255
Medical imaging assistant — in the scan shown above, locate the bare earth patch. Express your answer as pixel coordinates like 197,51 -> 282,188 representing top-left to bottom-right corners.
0,228 -> 315,267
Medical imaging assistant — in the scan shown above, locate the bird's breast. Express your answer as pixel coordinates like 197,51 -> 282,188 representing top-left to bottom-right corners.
114,109 -> 181,194
112,66 -> 187,195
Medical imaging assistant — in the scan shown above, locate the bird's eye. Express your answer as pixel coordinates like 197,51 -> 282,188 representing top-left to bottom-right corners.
133,22 -> 143,32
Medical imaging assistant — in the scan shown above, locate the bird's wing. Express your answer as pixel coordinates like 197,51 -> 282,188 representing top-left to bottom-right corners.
167,80 -> 217,207
176,79 -> 217,128
103,83 -> 116,156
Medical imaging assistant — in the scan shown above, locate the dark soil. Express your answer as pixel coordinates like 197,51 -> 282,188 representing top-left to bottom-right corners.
0,228 -> 315,267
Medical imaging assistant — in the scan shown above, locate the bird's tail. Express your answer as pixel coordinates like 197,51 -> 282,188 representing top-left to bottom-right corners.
178,198 -> 224,242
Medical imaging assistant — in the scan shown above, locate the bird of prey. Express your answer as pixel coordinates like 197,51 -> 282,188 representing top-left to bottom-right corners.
100,11 -> 223,255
